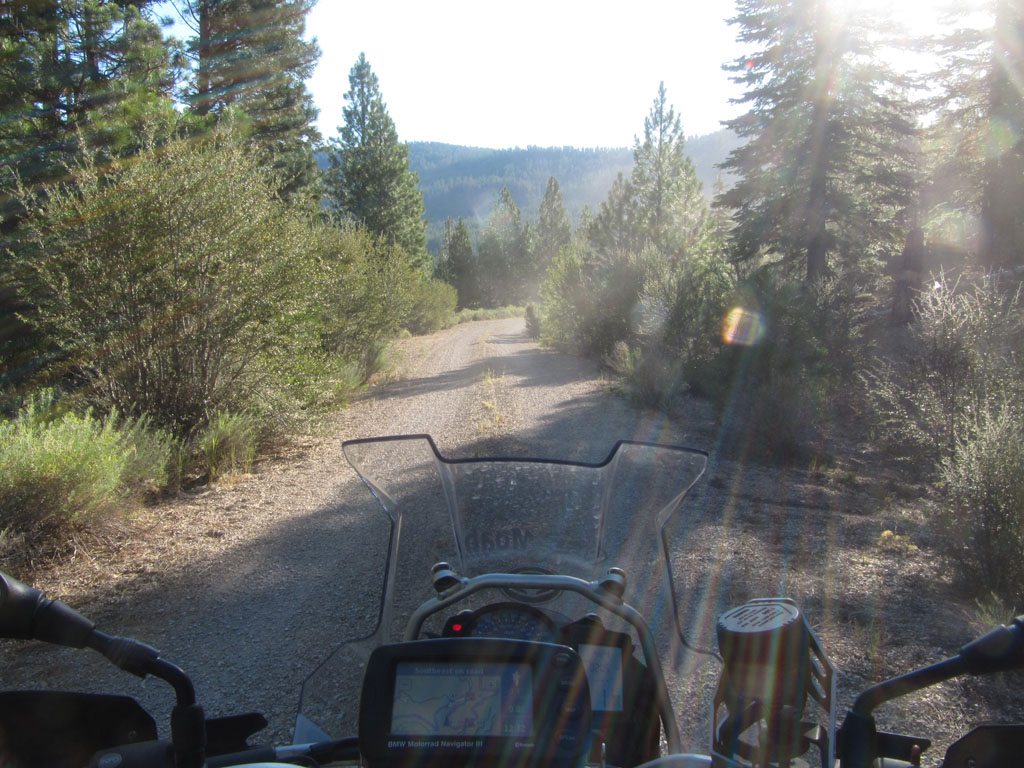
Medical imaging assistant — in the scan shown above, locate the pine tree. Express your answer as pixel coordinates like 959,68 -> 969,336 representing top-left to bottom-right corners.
436,217 -> 478,308
535,176 -> 572,286
183,0 -> 321,202
588,173 -> 642,258
630,82 -> 710,262
717,0 -> 919,282
1,1 -> 175,231
931,0 -> 1024,267
324,52 -> 428,271
587,84 -> 713,269
982,0 -> 1024,266
477,187 -> 532,306
436,218 -> 457,284
2,1 -> 178,383
542,84 -> 724,356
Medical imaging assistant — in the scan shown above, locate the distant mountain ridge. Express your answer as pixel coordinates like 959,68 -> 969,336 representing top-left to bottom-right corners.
409,143 -> 633,227
315,129 -> 740,255
407,129 -> 739,254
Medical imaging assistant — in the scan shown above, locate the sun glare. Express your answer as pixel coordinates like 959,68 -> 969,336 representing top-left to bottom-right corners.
830,0 -> 989,38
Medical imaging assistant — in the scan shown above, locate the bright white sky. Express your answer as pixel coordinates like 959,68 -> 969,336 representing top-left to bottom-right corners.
303,1 -> 749,149
153,0 -> 969,151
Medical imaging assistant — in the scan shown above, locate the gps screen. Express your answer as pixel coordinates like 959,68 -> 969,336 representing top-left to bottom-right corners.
390,661 -> 534,738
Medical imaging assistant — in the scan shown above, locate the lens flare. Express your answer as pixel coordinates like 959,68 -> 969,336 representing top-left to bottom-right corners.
722,308 -> 766,346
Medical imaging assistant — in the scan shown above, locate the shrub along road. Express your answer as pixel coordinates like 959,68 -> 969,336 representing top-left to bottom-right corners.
1,317 -> 1018,760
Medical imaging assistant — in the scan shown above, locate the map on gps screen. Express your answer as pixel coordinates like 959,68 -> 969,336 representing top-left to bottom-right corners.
390,661 -> 534,737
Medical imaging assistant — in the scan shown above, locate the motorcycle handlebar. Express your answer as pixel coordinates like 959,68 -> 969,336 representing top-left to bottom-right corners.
0,571 -> 95,647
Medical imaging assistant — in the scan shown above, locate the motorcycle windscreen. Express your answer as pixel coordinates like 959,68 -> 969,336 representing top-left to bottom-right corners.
295,435 -> 709,744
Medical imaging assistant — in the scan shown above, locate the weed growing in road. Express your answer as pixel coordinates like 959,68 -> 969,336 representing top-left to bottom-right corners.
477,368 -> 506,432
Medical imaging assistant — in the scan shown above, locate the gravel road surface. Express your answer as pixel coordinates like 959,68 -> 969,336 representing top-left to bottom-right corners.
3,317 -> 1018,765
0,317 -> 713,744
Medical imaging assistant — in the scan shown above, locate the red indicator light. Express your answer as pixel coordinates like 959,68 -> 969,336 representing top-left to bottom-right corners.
452,623 -> 463,633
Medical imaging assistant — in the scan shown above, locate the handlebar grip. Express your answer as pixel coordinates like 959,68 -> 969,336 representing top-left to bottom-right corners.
0,571 -> 95,646
959,618 -> 1024,674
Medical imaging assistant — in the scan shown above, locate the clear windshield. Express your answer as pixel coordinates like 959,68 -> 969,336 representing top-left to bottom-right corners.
295,435 -> 711,745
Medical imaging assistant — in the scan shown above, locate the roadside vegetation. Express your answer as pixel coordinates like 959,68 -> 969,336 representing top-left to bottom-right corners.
518,3 -> 1024,611
0,6 -> 454,563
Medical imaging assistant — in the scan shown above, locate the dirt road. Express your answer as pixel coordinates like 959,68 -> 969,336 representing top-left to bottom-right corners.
0,317 -> 711,743
2,317 -> 1020,762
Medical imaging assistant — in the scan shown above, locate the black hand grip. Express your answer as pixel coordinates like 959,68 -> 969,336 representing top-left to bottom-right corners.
0,571 -> 95,647
959,617 -> 1024,675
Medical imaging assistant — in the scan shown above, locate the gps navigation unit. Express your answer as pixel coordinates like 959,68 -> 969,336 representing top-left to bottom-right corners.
359,639 -> 593,768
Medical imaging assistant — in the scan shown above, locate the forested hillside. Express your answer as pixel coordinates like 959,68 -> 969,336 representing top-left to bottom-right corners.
410,144 -> 632,229
404,132 -> 740,253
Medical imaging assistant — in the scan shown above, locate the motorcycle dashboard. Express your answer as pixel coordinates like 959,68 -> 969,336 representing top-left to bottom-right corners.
441,606 -> 633,715
441,602 -> 561,643
358,638 -> 592,768
436,607 -> 658,765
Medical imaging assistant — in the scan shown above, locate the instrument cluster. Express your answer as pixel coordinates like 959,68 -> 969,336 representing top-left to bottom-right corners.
441,601 -> 561,643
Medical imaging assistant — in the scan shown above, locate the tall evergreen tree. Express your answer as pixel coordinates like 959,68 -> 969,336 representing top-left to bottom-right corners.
534,176 -> 572,286
717,0 -> 919,281
182,0 -> 321,201
931,0 -> 1024,267
630,82 -> 710,262
1,0 -> 175,231
435,218 -> 457,285
324,52 -> 428,271
588,173 -> 642,258
587,84 -> 713,269
436,217 -> 478,308
543,84 -> 723,356
2,1 -> 178,385
478,187 -> 533,306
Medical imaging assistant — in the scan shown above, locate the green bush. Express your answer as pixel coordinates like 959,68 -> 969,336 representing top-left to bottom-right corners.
404,278 -> 457,335
864,276 -> 1024,599
607,342 -> 686,408
270,353 -> 366,414
524,305 -> 541,338
0,400 -> 128,534
199,411 -> 258,481
456,305 -> 525,323
118,412 -> 181,493
13,127 -> 324,436
659,249 -> 734,368
709,273 -> 845,462
938,403 -> 1024,603
868,275 -> 1024,469
539,241 -> 645,355
314,223 -> 416,378
359,340 -> 391,382
0,391 -> 182,540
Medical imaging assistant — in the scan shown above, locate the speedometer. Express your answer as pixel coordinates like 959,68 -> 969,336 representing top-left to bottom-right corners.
442,602 -> 559,643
